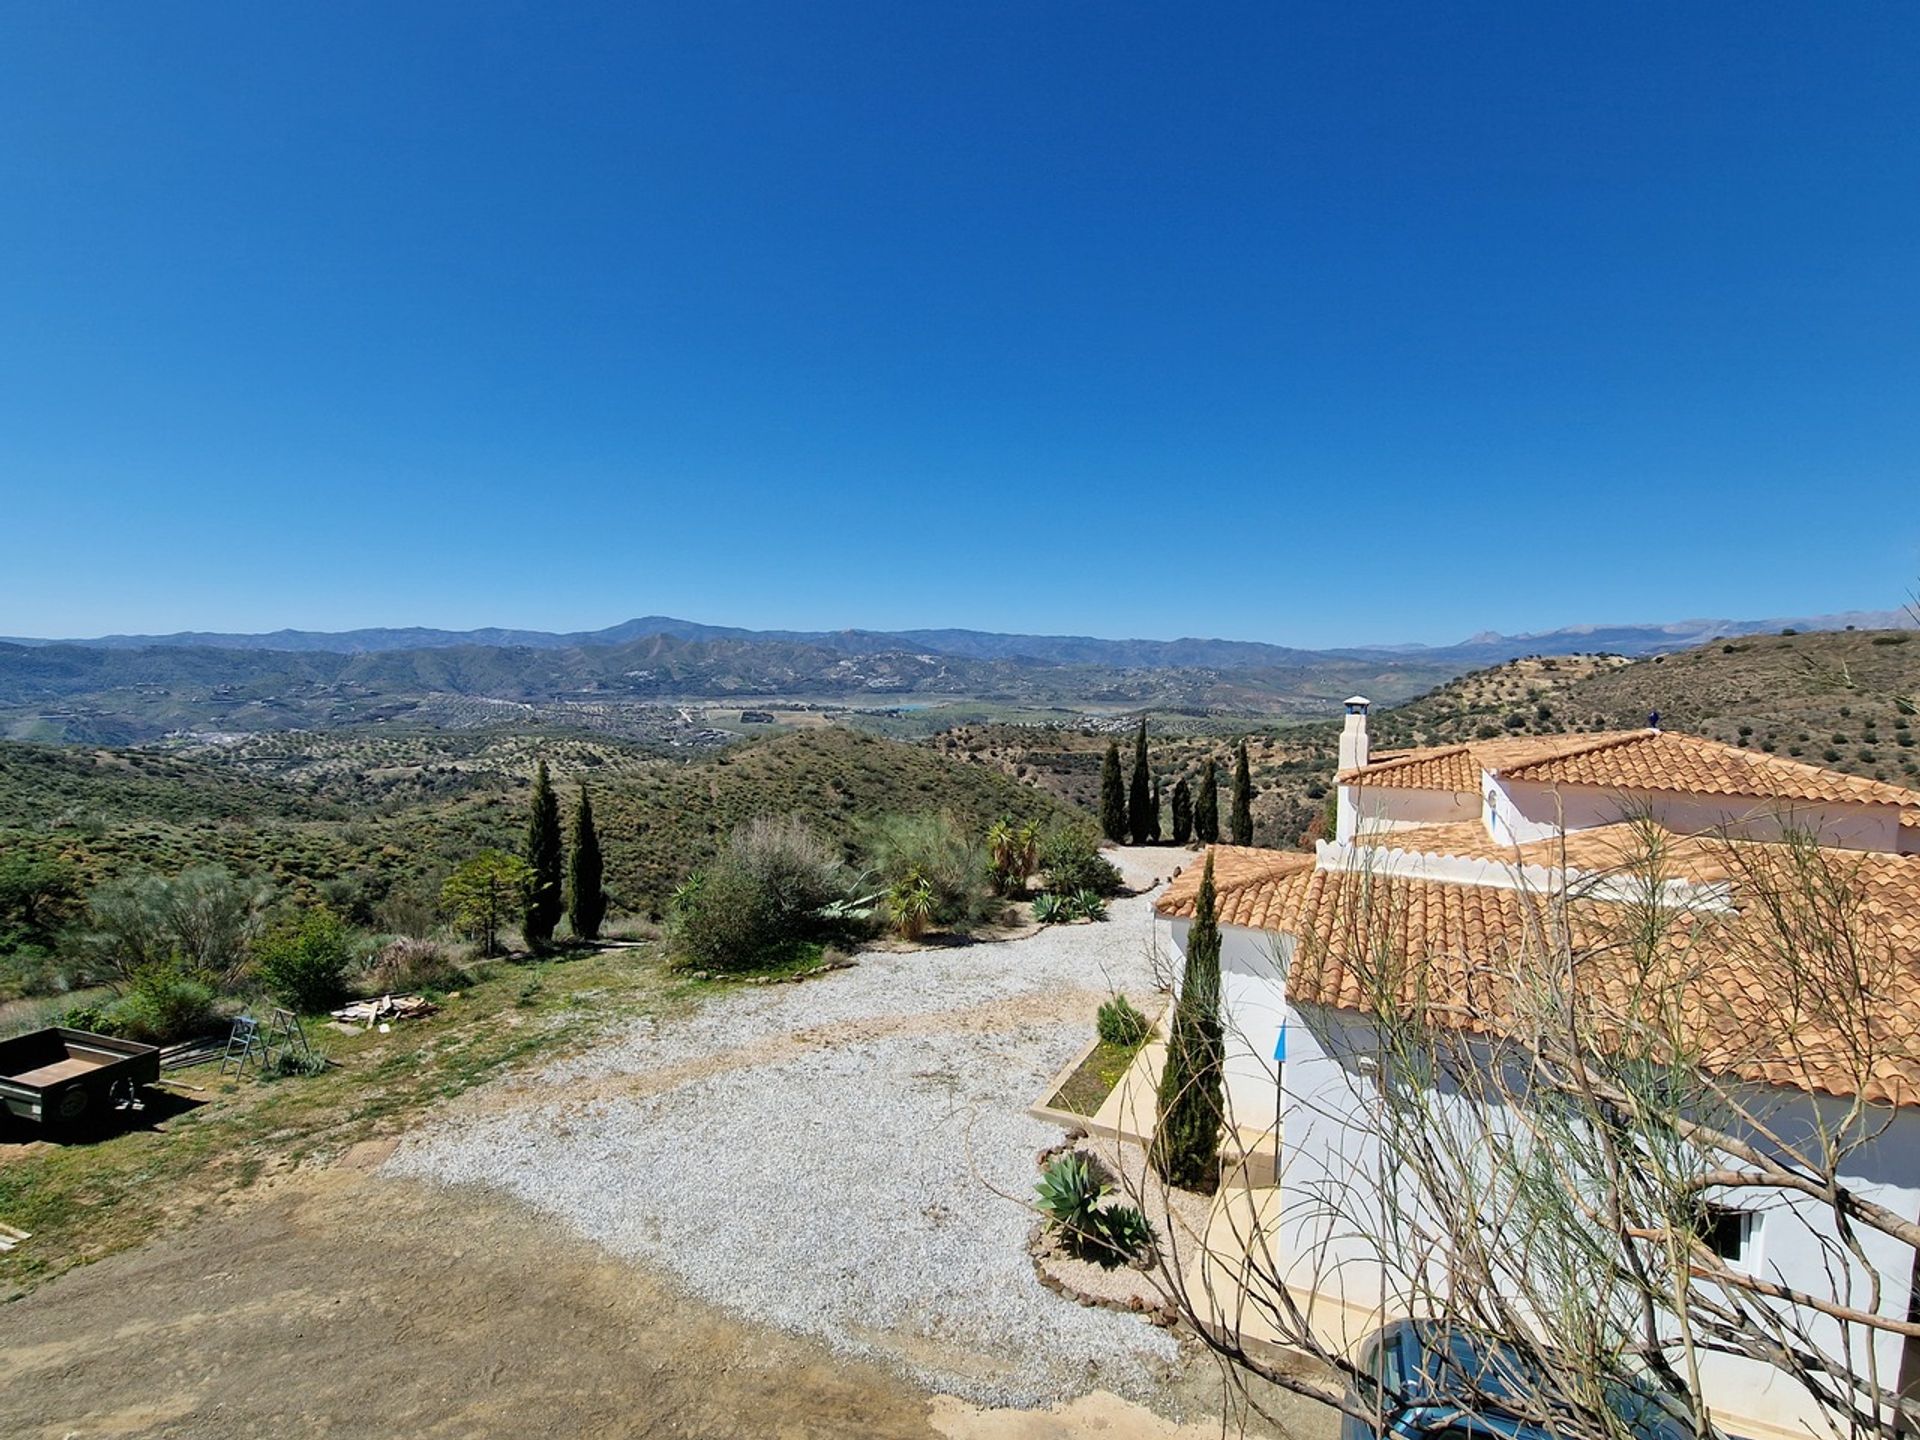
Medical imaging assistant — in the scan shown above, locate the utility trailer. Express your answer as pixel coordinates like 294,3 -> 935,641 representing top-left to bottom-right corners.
0,1027 -> 161,1131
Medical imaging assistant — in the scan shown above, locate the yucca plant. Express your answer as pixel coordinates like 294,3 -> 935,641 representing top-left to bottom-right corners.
888,871 -> 936,940
1031,891 -> 1070,924
1070,889 -> 1108,922
987,818 -> 1041,896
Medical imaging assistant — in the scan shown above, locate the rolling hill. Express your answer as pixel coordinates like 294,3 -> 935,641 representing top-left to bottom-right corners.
944,628 -> 1920,850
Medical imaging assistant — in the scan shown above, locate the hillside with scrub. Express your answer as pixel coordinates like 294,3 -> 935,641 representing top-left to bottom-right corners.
937,628 -> 1920,851
0,727 -> 1075,924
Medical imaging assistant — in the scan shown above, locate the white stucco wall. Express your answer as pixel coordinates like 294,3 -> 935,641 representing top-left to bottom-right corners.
1161,915 -> 1289,1131
1273,999 -> 1920,1438
1487,776 -> 1902,851
1339,782 -> 1479,842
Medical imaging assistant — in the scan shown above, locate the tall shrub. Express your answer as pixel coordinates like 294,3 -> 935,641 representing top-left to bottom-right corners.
523,760 -> 564,949
1231,740 -> 1254,845
1195,759 -> 1219,844
1171,777 -> 1193,845
255,905 -> 354,1012
1128,719 -> 1152,845
865,812 -> 994,931
670,817 -> 851,972
1099,740 -> 1127,843
1148,776 -> 1162,844
567,785 -> 607,941
1151,852 -> 1224,1193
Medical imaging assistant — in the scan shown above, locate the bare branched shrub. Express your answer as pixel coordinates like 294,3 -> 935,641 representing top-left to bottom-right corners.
1120,820 -> 1920,1440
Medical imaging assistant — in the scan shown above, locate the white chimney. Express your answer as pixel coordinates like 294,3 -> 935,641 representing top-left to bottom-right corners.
1339,696 -> 1371,773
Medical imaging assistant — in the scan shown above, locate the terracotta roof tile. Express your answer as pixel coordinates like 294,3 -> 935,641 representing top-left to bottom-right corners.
1338,731 -> 1647,791
1340,728 -> 1920,812
1495,729 -> 1920,808
1155,842 -> 1920,1107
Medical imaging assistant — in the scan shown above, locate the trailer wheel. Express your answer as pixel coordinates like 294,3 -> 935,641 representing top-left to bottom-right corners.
56,1088 -> 90,1122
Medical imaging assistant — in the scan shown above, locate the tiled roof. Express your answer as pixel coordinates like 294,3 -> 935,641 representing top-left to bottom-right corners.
1341,727 -> 1920,813
1497,729 -> 1920,808
1156,842 -> 1920,1106
1157,846 -> 1316,930
1338,731 -> 1646,791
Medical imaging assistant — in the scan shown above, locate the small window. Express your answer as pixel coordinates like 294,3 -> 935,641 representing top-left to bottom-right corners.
1695,1204 -> 1757,1264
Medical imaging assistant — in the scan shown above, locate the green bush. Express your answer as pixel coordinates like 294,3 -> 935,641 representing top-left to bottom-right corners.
1032,892 -> 1070,925
670,817 -> 853,973
1097,994 -> 1150,1047
56,1000 -> 118,1035
264,1048 -> 328,1079
1038,825 -> 1121,898
254,907 -> 355,1012
109,963 -> 219,1044
862,812 -> 996,932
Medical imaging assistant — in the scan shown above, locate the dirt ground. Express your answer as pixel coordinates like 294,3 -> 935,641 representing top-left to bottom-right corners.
0,1152 -> 1337,1440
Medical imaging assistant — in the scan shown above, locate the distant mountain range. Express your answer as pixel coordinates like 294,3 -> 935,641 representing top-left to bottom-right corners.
0,608 -> 1907,745
4,608 -> 1906,667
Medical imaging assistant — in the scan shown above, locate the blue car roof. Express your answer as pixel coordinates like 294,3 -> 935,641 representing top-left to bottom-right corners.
1377,1320 -> 1697,1440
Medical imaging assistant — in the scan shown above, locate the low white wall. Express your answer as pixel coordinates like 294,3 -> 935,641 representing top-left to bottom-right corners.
1339,782 -> 1479,841
1490,777 -> 1901,851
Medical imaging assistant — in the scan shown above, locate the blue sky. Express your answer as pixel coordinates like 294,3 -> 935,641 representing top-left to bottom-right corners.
1,3 -> 1914,647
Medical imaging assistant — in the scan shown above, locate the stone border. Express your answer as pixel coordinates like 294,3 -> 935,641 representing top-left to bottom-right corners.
1026,1139 -> 1182,1329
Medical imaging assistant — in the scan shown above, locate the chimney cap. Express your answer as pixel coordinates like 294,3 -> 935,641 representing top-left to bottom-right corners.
1344,695 -> 1372,713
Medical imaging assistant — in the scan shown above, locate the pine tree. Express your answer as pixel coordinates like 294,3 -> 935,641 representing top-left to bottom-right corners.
1195,758 -> 1219,844
567,785 -> 607,942
1171,776 -> 1193,845
1128,719 -> 1152,844
1151,851 -> 1225,1193
1148,776 -> 1162,843
523,760 -> 564,950
1231,739 -> 1254,845
1099,740 -> 1127,843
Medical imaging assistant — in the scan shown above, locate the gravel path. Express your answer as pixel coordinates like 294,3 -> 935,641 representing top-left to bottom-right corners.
386,847 -> 1196,1407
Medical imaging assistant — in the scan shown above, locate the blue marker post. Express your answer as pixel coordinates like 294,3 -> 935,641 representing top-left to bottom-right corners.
1272,1022 -> 1287,1150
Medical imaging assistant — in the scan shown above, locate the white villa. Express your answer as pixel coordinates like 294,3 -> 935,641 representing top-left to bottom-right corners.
1153,699 -> 1920,1440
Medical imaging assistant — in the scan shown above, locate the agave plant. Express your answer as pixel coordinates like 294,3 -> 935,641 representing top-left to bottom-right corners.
1069,889 -> 1108,922
1089,1203 -> 1155,1267
1035,1152 -> 1107,1239
1031,891 -> 1070,925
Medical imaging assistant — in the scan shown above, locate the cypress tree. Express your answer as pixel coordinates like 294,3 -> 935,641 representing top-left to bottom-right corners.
1195,758 -> 1219,844
1231,739 -> 1254,845
1128,718 -> 1152,845
1099,740 -> 1127,843
1171,776 -> 1193,845
1147,776 -> 1163,843
523,759 -> 564,950
1151,851 -> 1225,1193
567,784 -> 607,942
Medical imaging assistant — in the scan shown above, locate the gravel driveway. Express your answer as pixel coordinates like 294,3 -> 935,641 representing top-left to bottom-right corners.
387,847 -> 1195,1407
